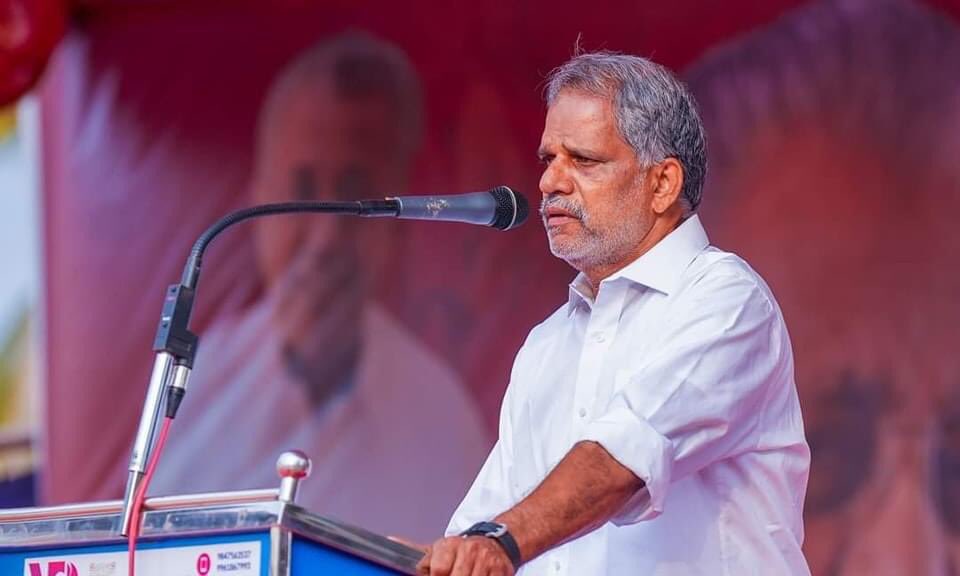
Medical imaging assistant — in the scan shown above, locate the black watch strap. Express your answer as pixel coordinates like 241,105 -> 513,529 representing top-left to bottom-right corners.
461,521 -> 522,570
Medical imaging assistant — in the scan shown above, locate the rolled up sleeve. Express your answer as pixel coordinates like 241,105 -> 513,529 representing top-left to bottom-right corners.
578,272 -> 785,525
579,401 -> 675,523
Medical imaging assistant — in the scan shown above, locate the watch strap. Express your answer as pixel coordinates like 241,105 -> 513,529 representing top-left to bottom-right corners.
461,521 -> 522,570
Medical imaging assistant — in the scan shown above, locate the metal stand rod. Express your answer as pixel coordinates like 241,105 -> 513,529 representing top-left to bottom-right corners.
120,352 -> 174,536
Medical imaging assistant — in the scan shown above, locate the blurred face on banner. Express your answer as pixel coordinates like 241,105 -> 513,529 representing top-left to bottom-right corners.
707,131 -> 960,575
246,46 -> 415,399
251,80 -> 405,288
687,1 -> 960,572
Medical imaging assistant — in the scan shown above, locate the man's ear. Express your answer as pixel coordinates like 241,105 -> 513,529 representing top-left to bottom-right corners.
649,158 -> 684,215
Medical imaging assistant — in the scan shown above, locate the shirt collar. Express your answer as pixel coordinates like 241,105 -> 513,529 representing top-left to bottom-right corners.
567,215 -> 710,314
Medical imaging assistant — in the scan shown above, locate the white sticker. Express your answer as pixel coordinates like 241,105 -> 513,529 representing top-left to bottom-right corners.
24,540 -> 261,576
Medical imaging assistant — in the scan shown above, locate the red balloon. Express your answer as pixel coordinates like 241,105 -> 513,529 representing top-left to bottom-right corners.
0,0 -> 67,106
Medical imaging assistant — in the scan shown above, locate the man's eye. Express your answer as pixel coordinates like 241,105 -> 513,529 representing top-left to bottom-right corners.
538,156 -> 554,166
294,165 -> 317,201
573,156 -> 598,166
804,373 -> 882,516
936,403 -> 960,534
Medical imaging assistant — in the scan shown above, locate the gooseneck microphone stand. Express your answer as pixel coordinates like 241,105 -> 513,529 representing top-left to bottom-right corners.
118,199 -> 397,536
118,186 -> 529,537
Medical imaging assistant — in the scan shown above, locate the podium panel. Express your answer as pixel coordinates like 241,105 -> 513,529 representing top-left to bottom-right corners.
8,532 -> 269,575
0,489 -> 421,575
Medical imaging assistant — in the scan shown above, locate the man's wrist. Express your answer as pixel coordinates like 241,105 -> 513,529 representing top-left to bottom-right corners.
460,521 -> 522,570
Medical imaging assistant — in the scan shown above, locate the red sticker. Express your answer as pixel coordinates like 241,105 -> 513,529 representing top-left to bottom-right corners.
197,552 -> 211,575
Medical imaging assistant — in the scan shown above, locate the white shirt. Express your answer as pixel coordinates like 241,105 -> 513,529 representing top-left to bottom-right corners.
447,216 -> 810,575
153,299 -> 490,542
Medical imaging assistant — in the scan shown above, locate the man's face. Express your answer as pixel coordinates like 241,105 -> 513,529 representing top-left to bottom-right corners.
251,81 -> 403,286
705,127 -> 960,575
537,90 -> 654,274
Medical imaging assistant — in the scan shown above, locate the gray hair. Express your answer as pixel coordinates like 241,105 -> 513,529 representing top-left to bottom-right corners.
545,52 -> 707,214
259,32 -> 424,159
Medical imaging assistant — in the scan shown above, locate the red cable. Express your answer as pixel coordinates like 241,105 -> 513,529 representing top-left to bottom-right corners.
127,416 -> 173,576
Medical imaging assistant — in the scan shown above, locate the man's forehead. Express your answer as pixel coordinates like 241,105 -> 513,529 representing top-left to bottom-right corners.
539,90 -> 624,151
261,91 -> 398,155
263,78 -> 394,131
792,308 -> 960,413
544,90 -> 613,126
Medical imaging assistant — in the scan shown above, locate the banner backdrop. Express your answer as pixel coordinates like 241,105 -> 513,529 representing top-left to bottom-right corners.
39,0 -> 960,572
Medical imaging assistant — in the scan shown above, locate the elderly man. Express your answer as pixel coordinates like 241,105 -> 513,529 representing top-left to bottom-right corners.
418,53 -> 810,575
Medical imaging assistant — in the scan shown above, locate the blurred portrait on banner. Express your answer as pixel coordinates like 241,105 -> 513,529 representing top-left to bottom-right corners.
688,0 -> 960,573
151,33 -> 490,541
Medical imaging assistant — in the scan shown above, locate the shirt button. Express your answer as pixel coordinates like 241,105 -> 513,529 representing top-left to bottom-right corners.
591,331 -> 606,343
553,560 -> 561,571
578,407 -> 587,418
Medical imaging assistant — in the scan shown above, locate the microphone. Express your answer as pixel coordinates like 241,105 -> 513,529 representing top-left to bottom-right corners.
358,186 -> 529,231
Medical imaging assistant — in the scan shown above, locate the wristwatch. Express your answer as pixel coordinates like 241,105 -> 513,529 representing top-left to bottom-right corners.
460,521 -> 522,570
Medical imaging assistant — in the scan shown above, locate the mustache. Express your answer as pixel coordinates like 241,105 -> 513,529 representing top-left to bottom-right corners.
539,196 -> 586,220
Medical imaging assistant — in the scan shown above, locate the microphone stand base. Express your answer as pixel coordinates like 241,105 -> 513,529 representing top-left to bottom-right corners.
119,470 -> 144,537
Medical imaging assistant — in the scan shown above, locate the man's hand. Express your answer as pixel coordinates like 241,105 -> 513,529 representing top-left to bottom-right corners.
416,536 -> 516,576
265,224 -> 364,404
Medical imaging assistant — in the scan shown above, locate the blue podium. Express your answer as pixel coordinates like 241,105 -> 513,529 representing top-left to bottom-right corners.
0,453 -> 423,575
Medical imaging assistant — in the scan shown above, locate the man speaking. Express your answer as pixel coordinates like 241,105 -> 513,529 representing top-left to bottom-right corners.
418,52 -> 810,575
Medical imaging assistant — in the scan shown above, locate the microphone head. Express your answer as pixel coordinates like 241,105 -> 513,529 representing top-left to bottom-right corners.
489,186 -> 529,231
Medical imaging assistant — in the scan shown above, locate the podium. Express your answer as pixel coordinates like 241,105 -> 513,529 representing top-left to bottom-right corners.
0,453 -> 424,575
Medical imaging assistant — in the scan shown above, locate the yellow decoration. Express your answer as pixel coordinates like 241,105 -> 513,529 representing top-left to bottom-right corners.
0,106 -> 17,142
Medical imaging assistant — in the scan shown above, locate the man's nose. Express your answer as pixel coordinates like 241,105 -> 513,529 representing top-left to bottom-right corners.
839,423 -> 949,576
539,158 -> 574,198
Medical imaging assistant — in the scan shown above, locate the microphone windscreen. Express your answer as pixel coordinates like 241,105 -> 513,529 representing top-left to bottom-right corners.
489,186 -> 529,231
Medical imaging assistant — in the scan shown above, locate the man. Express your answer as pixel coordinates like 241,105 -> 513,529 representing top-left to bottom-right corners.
418,52 -> 810,575
152,33 -> 490,542
686,0 -> 960,573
